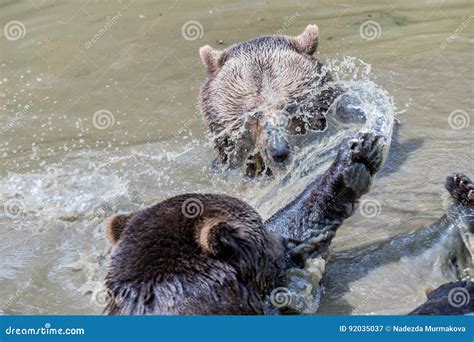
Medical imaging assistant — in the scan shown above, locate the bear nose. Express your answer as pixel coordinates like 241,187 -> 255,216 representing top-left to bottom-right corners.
267,129 -> 290,164
271,144 -> 290,163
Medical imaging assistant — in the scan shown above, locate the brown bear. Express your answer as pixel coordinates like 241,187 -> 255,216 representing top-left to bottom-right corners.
104,132 -> 386,315
199,25 -> 365,176
410,281 -> 474,315
410,173 -> 473,316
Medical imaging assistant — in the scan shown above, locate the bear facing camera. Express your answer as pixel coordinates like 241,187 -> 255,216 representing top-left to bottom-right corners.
199,24 -> 367,177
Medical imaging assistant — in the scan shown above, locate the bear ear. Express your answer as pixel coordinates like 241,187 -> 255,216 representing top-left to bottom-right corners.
199,45 -> 223,75
198,219 -> 245,259
292,24 -> 319,55
106,214 -> 131,245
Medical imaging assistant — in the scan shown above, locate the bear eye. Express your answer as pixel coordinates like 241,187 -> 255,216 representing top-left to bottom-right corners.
253,111 -> 263,120
284,102 -> 298,114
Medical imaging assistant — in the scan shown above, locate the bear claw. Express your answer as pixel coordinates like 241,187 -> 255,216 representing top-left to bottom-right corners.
333,132 -> 386,196
342,131 -> 386,175
446,173 -> 474,206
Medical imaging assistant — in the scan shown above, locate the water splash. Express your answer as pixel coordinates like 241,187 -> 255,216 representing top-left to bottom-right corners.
0,57 -> 396,313
257,57 -> 396,217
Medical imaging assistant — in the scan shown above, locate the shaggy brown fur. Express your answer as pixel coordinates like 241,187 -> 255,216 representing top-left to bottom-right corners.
105,194 -> 285,315
104,132 -> 386,315
410,281 -> 474,315
199,25 -> 343,176
409,174 -> 473,315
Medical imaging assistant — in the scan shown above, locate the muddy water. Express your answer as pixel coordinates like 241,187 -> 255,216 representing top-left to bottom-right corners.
1,0 -> 473,315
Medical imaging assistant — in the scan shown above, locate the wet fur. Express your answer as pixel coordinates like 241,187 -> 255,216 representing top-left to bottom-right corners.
104,136 -> 473,315
104,132 -> 385,315
410,281 -> 474,315
200,26 -> 342,174
409,174 -> 473,315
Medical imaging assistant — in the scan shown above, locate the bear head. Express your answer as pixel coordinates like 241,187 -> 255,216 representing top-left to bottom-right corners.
104,194 -> 285,315
199,25 -> 340,175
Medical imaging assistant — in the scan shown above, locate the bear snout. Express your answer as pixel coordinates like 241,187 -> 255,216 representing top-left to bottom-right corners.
269,138 -> 291,164
256,112 -> 292,166
260,128 -> 291,166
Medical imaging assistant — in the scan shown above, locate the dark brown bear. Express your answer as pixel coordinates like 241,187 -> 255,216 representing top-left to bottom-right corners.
199,25 -> 364,176
410,281 -> 474,315
106,194 -> 285,315
410,173 -> 474,315
410,174 -> 473,315
104,132 -> 386,315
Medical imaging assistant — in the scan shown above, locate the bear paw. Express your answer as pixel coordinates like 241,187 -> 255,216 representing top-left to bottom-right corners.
345,131 -> 386,174
446,173 -> 474,207
335,132 -> 385,195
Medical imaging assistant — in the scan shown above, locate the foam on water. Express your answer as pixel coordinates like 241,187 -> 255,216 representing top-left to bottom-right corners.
0,56 -> 400,313
257,57 -> 396,217
325,207 -> 473,315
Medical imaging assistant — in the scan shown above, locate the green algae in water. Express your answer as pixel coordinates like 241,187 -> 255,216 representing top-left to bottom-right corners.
391,15 -> 408,26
